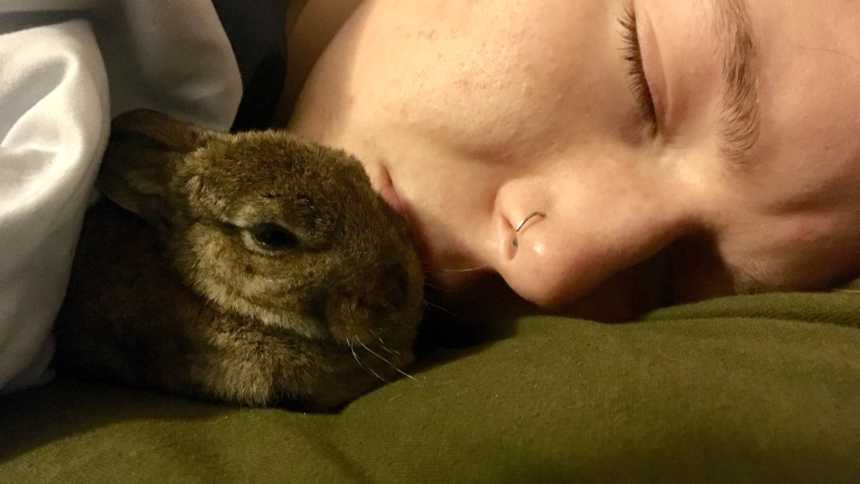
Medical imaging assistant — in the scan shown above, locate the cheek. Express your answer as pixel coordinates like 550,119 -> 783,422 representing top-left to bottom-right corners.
714,212 -> 853,294
347,0 -> 628,160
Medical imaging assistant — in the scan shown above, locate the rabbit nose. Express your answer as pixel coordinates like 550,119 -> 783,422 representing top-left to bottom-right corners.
323,262 -> 414,344
364,263 -> 410,313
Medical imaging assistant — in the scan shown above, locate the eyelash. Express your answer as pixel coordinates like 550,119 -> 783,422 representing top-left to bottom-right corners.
619,4 -> 658,131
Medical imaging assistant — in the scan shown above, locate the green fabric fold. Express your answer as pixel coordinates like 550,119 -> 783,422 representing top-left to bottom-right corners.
2,287 -> 858,483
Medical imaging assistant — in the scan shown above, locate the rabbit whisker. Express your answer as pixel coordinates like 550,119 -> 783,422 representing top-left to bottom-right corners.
421,280 -> 460,296
347,336 -> 387,383
358,340 -> 418,382
377,338 -> 401,357
367,330 -> 402,357
423,299 -> 460,319
433,264 -> 489,274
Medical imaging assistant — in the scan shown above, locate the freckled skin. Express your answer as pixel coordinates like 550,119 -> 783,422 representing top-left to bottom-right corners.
55,110 -> 424,409
289,0 -> 860,320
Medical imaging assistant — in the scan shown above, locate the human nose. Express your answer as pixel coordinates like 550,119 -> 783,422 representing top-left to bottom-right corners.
490,176 -> 687,309
511,212 -> 547,250
491,178 -> 576,307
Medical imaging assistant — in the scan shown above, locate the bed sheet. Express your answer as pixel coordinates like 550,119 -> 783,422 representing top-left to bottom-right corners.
0,0 -> 241,392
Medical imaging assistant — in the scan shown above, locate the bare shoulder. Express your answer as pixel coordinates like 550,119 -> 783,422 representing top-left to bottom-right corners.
278,0 -> 362,123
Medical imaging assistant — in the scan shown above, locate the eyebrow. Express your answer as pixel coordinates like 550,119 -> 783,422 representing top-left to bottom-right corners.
711,0 -> 761,163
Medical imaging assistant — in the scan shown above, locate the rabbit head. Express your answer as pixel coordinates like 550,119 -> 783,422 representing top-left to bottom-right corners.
57,110 -> 424,409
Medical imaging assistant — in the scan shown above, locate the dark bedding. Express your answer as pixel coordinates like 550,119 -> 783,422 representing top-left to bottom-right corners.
2,282 -> 859,483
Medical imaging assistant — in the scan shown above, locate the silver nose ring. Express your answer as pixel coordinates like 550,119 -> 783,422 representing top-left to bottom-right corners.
512,212 -> 546,249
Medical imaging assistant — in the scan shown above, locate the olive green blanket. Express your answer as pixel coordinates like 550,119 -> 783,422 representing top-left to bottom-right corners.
2,285 -> 859,483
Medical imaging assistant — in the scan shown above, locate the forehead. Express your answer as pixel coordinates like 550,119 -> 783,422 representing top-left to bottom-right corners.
737,0 -> 860,201
199,133 -> 364,183
181,133 -> 373,222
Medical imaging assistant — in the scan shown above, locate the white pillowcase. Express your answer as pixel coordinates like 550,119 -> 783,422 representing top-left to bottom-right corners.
0,0 -> 242,392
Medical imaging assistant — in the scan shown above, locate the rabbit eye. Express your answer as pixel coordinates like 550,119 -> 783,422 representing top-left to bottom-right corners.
249,223 -> 298,251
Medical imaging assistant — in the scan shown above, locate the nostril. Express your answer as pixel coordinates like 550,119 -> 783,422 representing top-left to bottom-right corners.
499,210 -> 547,261
511,212 -> 547,250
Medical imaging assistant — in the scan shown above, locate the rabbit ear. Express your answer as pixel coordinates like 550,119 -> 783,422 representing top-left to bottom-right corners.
97,110 -> 212,226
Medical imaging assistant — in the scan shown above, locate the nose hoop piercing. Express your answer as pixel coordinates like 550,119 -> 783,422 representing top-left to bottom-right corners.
511,212 -> 546,249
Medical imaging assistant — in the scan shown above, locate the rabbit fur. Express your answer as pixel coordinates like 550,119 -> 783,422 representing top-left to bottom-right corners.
55,110 -> 424,409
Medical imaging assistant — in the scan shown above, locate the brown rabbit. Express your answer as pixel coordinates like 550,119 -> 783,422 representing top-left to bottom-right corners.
54,110 -> 424,409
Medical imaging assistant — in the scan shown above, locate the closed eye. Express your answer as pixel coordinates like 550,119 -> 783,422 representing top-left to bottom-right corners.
619,3 -> 658,134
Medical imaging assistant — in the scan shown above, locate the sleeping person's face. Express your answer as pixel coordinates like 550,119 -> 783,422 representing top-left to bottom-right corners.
289,0 -> 860,320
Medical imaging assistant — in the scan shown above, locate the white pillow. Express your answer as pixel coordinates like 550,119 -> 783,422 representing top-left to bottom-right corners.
0,0 -> 242,392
